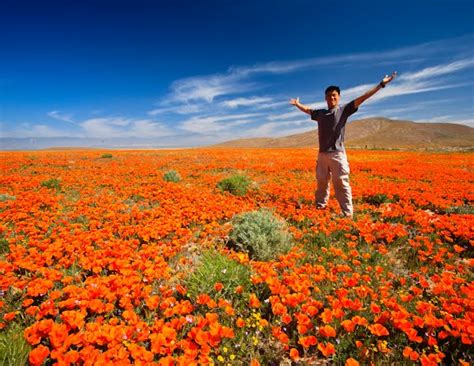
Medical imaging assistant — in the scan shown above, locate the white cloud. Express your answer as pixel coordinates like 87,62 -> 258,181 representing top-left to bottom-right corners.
0,123 -> 69,138
80,118 -> 125,137
267,101 -> 327,121
168,73 -> 255,103
267,110 -> 303,121
399,59 -> 474,82
47,110 -> 77,124
244,119 -> 314,138
254,100 -> 290,110
179,113 -> 262,134
148,103 -> 203,116
130,120 -> 171,138
417,115 -> 474,126
220,96 -> 274,108
80,118 -> 171,138
364,98 -> 456,118
338,57 -> 474,106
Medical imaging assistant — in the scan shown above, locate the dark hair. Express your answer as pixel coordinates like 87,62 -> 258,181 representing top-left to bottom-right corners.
325,86 -> 340,95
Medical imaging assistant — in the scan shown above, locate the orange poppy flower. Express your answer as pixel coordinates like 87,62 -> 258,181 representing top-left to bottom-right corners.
249,293 -> 261,308
29,345 -> 50,366
368,323 -> 389,337
318,342 -> 335,357
345,358 -> 360,366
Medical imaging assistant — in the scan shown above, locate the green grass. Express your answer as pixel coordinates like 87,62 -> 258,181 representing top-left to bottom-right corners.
185,250 -> 252,307
0,324 -> 31,366
0,236 -> 9,256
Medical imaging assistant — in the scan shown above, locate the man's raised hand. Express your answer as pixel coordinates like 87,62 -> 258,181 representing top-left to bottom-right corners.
289,97 -> 300,106
382,71 -> 397,86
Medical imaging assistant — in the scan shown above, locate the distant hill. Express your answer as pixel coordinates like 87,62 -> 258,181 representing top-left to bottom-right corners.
212,118 -> 474,150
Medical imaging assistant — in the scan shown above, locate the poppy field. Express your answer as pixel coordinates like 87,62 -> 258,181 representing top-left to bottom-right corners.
0,148 -> 473,365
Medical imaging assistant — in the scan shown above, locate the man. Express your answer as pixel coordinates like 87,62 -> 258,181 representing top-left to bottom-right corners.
290,72 -> 397,217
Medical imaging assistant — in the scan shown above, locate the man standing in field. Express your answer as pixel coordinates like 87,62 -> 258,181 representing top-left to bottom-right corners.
290,72 -> 397,217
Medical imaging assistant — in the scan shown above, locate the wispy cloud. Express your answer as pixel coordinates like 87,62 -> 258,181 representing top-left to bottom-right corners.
179,113 -> 262,134
220,96 -> 273,108
398,59 -> 474,81
244,119 -> 314,138
2,116 -> 173,139
47,110 -> 77,124
167,73 -> 256,104
339,59 -> 474,105
417,115 -> 474,126
1,123 -> 70,138
148,103 -> 203,116
266,101 -> 330,121
80,117 -> 171,138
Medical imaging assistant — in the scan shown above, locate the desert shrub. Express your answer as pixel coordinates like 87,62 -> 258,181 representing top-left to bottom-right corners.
40,178 -> 61,191
101,153 -> 113,158
217,174 -> 250,196
163,170 -> 181,182
0,194 -> 16,202
228,209 -> 293,261
185,250 -> 252,305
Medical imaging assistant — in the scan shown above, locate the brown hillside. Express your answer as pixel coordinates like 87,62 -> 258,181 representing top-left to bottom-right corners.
212,118 -> 474,149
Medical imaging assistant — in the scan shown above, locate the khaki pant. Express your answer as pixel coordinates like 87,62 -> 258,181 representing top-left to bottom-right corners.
315,151 -> 353,216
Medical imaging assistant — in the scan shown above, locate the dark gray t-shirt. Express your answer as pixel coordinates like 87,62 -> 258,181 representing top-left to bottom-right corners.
310,101 -> 358,152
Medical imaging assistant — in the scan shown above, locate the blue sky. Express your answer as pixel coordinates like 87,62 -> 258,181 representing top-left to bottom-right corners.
1,0 -> 473,146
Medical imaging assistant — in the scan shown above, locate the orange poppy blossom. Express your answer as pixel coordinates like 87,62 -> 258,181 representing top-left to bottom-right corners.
0,149 -> 472,364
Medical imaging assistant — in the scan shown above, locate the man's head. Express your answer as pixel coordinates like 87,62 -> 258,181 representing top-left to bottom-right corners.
325,86 -> 340,109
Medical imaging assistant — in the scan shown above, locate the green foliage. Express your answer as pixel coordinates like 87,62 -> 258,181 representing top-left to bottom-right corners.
0,236 -> 9,256
163,170 -> 181,182
363,193 -> 399,206
185,250 -> 252,305
0,194 -> 16,202
445,205 -> 474,215
40,178 -> 61,191
228,209 -> 293,261
101,153 -> 113,159
0,324 -> 31,366
217,174 -> 251,196
0,288 -> 32,366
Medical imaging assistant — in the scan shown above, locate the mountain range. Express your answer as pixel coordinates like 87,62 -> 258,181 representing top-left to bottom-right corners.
212,118 -> 474,150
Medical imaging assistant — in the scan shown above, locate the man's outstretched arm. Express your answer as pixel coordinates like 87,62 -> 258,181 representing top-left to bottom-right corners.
290,97 -> 312,115
353,72 -> 397,108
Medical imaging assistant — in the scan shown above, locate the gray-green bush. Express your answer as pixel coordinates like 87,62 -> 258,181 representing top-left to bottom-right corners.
0,194 -> 16,202
163,170 -> 181,182
228,209 -> 293,261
